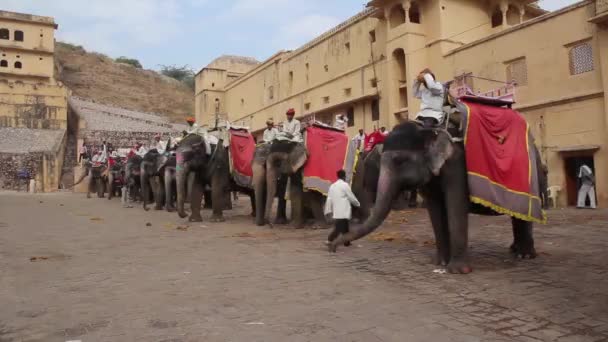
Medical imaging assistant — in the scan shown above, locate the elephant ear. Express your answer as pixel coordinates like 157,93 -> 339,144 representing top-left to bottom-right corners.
421,129 -> 454,176
288,143 -> 308,174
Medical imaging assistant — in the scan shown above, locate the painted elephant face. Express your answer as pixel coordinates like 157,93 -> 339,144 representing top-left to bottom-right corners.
380,122 -> 454,190
176,135 -> 206,171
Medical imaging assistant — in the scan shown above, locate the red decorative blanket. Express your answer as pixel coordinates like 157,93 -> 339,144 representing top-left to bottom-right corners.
229,129 -> 255,187
303,125 -> 349,194
463,101 -> 545,223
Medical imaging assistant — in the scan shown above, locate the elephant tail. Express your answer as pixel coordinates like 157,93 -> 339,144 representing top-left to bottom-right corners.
71,168 -> 89,188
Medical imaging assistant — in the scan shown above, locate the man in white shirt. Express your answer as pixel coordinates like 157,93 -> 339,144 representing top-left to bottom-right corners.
153,134 -> 168,155
413,68 -> 445,127
380,127 -> 389,136
334,114 -> 348,131
281,108 -> 303,143
352,129 -> 366,151
262,119 -> 278,143
577,164 -> 596,209
135,143 -> 148,158
324,169 -> 361,246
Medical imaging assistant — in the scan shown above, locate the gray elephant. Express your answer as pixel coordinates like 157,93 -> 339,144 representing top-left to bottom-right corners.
107,160 -> 125,200
124,155 -> 143,205
330,121 -> 546,274
176,133 -> 256,222
252,140 -> 325,228
141,150 -> 177,212
87,163 -> 107,199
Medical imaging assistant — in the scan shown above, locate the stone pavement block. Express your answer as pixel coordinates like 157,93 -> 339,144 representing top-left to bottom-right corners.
1,194 -> 608,341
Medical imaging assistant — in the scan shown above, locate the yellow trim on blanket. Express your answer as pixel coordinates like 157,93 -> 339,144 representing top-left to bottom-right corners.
470,196 -> 547,224
349,149 -> 361,187
463,103 -> 471,145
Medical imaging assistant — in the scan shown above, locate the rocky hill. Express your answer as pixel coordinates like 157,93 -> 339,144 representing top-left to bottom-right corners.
55,42 -> 194,123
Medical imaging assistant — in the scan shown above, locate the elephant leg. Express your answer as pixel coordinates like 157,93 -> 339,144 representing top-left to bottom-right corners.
164,168 -> 175,212
97,178 -> 105,198
510,218 -> 536,259
154,176 -> 164,211
423,187 -> 450,267
249,191 -> 256,217
107,173 -> 114,200
442,170 -> 472,274
265,165 -> 280,226
203,189 -> 213,209
408,189 -> 419,208
189,177 -> 204,222
289,175 -> 304,228
273,176 -> 288,225
86,177 -> 92,199
210,174 -> 225,223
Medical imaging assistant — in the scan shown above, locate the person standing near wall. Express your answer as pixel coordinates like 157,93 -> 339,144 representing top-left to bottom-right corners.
577,164 -> 596,209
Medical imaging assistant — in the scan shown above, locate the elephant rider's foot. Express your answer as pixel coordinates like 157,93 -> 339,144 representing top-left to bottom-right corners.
446,258 -> 472,274
189,215 -> 203,223
210,215 -> 225,223
510,242 -> 537,259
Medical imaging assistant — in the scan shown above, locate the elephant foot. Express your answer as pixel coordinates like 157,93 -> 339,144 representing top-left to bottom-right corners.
510,242 -> 537,259
189,215 -> 203,223
210,215 -> 225,223
250,211 -> 256,218
154,206 -> 163,211
87,194 -> 91,199
446,259 -> 472,274
273,217 -> 288,225
166,207 -> 175,213
433,252 -> 449,267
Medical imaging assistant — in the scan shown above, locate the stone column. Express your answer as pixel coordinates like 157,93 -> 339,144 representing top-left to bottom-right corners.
384,6 -> 391,32
500,0 -> 509,28
518,5 -> 525,23
402,0 -> 411,23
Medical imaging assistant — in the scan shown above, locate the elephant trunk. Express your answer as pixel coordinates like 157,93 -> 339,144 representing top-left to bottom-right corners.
252,161 -> 266,226
346,167 -> 399,242
165,167 -> 175,212
264,156 -> 280,225
176,161 -> 189,218
141,165 -> 150,211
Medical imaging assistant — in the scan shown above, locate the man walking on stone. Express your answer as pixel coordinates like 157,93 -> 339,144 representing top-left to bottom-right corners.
324,169 -> 360,246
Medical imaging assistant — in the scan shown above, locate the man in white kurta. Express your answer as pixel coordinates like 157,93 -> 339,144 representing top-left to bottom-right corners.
262,119 -> 278,143
324,170 -> 360,246
281,108 -> 303,143
413,68 -> 445,127
577,164 -> 596,209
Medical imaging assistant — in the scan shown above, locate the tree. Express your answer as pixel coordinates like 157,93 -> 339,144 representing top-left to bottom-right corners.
115,56 -> 143,69
159,65 -> 195,90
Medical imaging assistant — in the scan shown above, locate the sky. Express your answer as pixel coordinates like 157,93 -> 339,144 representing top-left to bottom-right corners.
2,0 -> 579,71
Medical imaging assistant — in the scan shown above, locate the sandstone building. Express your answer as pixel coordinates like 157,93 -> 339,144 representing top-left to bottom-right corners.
0,10 -> 69,192
196,0 -> 608,208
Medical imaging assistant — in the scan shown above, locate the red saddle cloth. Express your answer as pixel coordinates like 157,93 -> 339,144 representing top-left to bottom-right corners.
303,125 -> 349,194
229,129 -> 255,187
463,101 -> 545,223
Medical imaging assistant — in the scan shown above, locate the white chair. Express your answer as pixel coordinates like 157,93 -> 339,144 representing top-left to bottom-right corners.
547,186 -> 562,209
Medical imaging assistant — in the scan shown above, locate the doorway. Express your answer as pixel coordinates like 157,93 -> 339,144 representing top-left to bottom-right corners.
564,155 -> 595,206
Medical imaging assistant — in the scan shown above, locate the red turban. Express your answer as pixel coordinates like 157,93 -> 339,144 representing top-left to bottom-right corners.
286,108 -> 296,115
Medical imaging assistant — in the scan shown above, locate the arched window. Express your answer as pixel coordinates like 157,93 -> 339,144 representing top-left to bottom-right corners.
14,30 -> 24,42
0,60 -> 7,67
392,48 -> 408,108
491,7 -> 503,28
389,5 -> 406,28
14,61 -> 22,69
409,2 -> 421,24
0,28 -> 9,40
506,5 -> 521,26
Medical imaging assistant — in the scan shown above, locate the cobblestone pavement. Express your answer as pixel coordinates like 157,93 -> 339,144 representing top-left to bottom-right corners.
1,192 -> 607,342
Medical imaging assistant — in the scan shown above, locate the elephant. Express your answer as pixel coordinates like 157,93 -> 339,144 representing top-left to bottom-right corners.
87,163 -> 107,199
329,121 -> 546,274
107,161 -> 125,200
124,155 -> 144,204
140,149 -> 177,212
252,140 -> 325,228
176,133 -> 256,222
